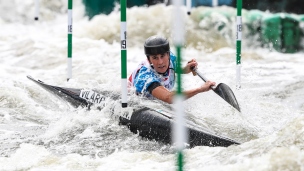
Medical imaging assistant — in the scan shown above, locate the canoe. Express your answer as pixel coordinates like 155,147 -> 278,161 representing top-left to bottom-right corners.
27,75 -> 240,147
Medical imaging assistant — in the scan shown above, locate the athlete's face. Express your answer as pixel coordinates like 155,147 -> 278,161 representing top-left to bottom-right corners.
148,52 -> 170,74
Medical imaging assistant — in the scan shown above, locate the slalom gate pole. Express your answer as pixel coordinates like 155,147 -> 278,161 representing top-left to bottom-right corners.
212,0 -> 218,7
34,0 -> 39,20
67,0 -> 73,81
120,0 -> 127,108
172,0 -> 187,170
236,0 -> 242,89
186,0 -> 191,15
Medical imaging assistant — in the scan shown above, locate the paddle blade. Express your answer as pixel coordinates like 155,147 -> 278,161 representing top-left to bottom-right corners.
213,83 -> 241,112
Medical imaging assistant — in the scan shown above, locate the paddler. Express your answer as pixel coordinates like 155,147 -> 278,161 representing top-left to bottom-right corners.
128,35 -> 215,103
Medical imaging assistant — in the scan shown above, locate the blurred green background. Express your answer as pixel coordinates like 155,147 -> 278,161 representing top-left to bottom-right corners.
82,0 -> 304,53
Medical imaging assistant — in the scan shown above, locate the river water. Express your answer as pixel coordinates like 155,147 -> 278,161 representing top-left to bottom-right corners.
1,1 -> 304,171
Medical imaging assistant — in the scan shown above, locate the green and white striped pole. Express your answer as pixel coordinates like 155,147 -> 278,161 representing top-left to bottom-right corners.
34,0 -> 39,20
120,0 -> 127,108
173,0 -> 187,170
236,0 -> 242,89
67,0 -> 72,81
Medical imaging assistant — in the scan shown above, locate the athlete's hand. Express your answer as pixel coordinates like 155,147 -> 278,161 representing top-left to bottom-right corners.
184,59 -> 198,74
199,80 -> 216,92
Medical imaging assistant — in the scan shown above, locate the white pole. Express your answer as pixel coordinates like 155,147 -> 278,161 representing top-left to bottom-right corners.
34,0 -> 39,20
186,0 -> 191,15
212,0 -> 218,7
173,0 -> 187,170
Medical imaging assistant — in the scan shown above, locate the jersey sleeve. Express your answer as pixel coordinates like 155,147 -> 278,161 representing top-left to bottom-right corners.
133,66 -> 161,94
169,52 -> 177,70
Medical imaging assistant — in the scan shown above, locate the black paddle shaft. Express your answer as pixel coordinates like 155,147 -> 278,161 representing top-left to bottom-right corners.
192,68 -> 241,112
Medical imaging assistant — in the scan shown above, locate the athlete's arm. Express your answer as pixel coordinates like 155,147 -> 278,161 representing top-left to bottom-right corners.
149,81 -> 215,104
151,86 -> 174,104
